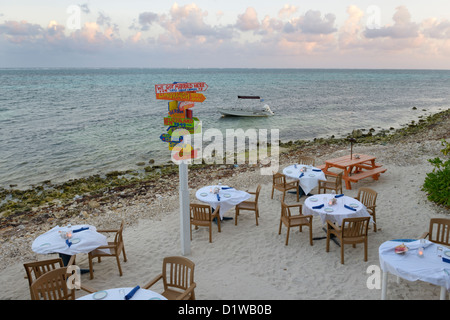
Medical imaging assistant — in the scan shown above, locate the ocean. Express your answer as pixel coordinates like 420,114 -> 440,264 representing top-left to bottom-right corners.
1,68 -> 449,189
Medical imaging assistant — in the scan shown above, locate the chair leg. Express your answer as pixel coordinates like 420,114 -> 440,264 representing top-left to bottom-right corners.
235,208 -> 239,226
271,186 -> 274,199
122,246 -> 127,263
255,209 -> 259,226
285,227 -> 290,246
278,220 -> 282,235
116,255 -> 123,276
341,243 -> 345,264
364,239 -> 368,262
309,226 -> 313,246
372,213 -> 377,232
88,255 -> 94,280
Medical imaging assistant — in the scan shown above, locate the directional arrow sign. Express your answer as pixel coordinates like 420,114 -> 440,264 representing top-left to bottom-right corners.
155,82 -> 208,94
156,92 -> 206,103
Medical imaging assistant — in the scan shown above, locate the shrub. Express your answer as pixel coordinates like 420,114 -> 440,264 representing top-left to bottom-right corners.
422,139 -> 450,208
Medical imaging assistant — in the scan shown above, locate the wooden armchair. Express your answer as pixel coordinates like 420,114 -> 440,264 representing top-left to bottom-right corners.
235,184 -> 261,226
30,267 -> 75,300
24,257 -> 95,299
318,171 -> 343,194
421,218 -> 450,245
143,256 -> 196,300
326,217 -> 370,264
271,172 -> 299,202
298,156 -> 315,167
88,220 -> 127,279
279,201 -> 313,246
355,187 -> 378,232
190,204 -> 221,243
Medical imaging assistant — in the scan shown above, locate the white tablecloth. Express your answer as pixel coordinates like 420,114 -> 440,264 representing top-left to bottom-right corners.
77,287 -> 167,300
195,186 -> 251,219
283,164 -> 326,195
379,240 -> 450,291
32,224 -> 109,256
303,194 -> 373,226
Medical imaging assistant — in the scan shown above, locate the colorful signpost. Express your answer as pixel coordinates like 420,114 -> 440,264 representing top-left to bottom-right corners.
155,81 -> 207,256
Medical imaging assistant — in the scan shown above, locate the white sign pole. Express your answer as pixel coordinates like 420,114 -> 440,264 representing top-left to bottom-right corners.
179,160 -> 191,256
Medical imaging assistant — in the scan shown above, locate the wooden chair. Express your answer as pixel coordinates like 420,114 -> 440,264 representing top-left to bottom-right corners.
190,204 -> 221,243
421,218 -> 450,245
88,220 -> 127,279
355,187 -> 378,232
143,256 -> 196,300
279,201 -> 313,246
298,156 -> 315,167
271,172 -> 299,202
235,184 -> 261,226
24,257 -> 95,299
30,267 -> 75,300
318,171 -> 343,194
326,217 -> 370,264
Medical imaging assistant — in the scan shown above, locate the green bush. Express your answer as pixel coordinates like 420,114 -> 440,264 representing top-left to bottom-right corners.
422,139 -> 450,208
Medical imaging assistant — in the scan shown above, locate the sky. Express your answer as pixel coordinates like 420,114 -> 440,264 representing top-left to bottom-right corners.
1,1 -> 450,69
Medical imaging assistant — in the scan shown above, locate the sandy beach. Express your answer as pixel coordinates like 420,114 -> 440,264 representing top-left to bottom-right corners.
0,111 -> 449,300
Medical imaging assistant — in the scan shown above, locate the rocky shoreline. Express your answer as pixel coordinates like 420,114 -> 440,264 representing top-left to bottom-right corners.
0,108 -> 449,271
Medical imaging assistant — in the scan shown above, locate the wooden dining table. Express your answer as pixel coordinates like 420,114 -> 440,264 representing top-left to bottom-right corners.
320,154 -> 387,190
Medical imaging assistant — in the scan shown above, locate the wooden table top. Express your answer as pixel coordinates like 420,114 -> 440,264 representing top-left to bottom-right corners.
325,154 -> 376,168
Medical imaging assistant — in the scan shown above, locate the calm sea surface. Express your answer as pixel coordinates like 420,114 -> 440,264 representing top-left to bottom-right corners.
1,68 -> 449,189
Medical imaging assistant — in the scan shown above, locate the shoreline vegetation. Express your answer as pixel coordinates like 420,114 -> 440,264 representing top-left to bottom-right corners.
1,108 -> 449,233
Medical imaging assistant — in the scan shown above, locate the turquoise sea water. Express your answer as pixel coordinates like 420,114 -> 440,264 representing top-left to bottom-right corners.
1,68 -> 449,189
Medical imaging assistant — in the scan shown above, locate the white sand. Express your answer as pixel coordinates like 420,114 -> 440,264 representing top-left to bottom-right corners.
1,138 -> 449,300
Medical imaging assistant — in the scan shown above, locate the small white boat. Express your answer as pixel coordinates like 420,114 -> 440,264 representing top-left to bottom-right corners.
218,96 -> 274,117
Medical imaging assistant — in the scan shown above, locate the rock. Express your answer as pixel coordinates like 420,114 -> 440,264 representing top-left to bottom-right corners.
88,200 -> 100,209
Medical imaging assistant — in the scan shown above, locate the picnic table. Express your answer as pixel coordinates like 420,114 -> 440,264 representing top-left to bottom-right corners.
318,154 -> 386,190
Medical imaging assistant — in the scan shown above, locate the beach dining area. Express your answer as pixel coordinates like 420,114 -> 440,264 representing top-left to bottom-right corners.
1,131 -> 449,301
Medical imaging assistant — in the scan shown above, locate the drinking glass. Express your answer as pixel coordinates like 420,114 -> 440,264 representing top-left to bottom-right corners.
437,246 -> 443,258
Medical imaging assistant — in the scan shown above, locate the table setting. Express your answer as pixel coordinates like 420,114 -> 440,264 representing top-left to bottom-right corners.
32,224 -> 109,257
77,286 -> 167,300
303,193 -> 373,226
283,164 -> 326,196
195,184 -> 251,219
379,239 -> 450,299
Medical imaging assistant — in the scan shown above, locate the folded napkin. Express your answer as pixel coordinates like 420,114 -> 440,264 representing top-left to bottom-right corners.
312,169 -> 322,172
73,227 -> 89,233
344,204 -> 357,211
312,204 -> 324,209
125,286 -> 140,300
221,187 -> 233,190
335,194 -> 344,198
299,173 -> 304,178
66,239 -> 72,247
217,194 -> 220,201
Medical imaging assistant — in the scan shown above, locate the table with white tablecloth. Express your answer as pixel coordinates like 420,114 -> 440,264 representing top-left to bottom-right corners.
283,164 -> 326,196
195,186 -> 251,219
77,287 -> 167,300
303,194 -> 373,226
379,240 -> 450,300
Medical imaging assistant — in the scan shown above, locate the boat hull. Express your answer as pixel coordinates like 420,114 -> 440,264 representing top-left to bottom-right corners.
218,109 -> 273,117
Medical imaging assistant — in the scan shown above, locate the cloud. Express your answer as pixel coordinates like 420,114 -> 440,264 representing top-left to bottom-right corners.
297,10 -> 337,35
236,7 -> 260,31
278,5 -> 298,19
422,18 -> 450,39
364,6 -> 419,38
138,12 -> 159,31
78,3 -> 90,15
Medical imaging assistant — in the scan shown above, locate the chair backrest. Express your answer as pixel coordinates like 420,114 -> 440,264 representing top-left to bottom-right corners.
281,201 -> 301,218
24,258 -> 64,288
298,156 -> 315,166
335,171 -> 343,186
254,184 -> 262,203
190,203 -> 213,221
273,172 -> 286,187
113,220 -> 125,246
162,256 -> 195,293
357,187 -> 377,208
30,267 -> 75,300
342,217 -> 370,239
427,218 -> 450,245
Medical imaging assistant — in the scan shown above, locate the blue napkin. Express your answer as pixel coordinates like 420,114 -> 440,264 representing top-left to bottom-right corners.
125,286 -> 140,300
443,257 -> 450,264
66,239 -> 72,247
312,204 -> 324,209
312,169 -> 322,172
73,227 -> 89,233
217,194 -> 220,201
335,194 -> 344,198
299,173 -> 304,178
221,187 -> 233,190
344,204 -> 356,211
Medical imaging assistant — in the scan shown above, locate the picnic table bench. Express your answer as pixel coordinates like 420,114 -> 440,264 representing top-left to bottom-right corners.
318,154 -> 387,190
